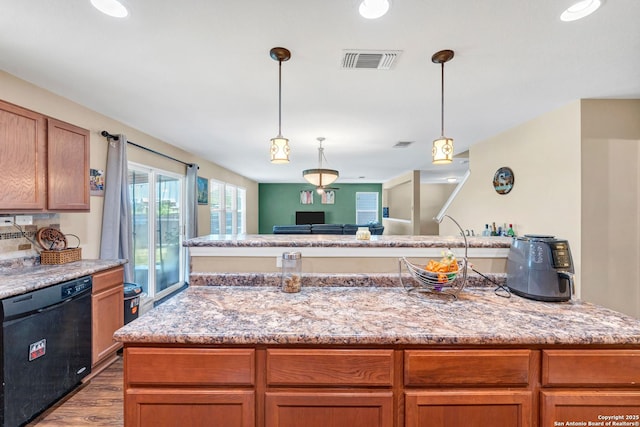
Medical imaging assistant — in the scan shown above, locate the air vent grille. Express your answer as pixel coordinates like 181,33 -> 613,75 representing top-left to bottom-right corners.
393,141 -> 414,148
342,50 -> 402,70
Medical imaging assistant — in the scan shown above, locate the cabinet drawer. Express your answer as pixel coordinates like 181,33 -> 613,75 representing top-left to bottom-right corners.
125,348 -> 255,386
93,266 -> 124,293
266,349 -> 394,387
265,392 -> 394,427
541,390 -> 640,426
542,350 -> 640,386
405,350 -> 532,387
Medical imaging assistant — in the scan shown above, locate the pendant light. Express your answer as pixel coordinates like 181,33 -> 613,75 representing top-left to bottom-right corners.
269,47 -> 291,164
303,137 -> 339,187
431,49 -> 455,165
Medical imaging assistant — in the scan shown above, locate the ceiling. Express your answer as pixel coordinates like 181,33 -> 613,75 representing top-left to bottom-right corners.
1,0 -> 639,184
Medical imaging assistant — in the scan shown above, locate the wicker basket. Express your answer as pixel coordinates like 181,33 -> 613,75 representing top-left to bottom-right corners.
40,248 -> 82,265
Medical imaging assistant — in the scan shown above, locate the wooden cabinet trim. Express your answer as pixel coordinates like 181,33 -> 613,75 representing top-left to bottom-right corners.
92,266 -> 125,293
125,348 -> 256,386
405,390 -> 533,427
0,100 -> 46,211
0,99 -> 89,212
266,349 -> 394,387
404,349 -> 532,387
92,285 -> 123,365
542,349 -> 640,387
265,391 -> 394,427
541,390 -> 640,426
46,118 -> 90,211
126,388 -> 255,427
92,266 -> 124,367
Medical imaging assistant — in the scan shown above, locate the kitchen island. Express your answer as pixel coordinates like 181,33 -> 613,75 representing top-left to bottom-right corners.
185,234 -> 512,274
114,278 -> 640,427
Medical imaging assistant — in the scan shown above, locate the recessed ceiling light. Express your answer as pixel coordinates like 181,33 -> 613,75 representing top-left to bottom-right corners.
359,0 -> 390,19
90,0 -> 129,18
560,0 -> 602,22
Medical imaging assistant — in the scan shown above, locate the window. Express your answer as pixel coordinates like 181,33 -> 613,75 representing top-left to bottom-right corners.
210,180 -> 246,235
129,163 -> 184,300
356,192 -> 379,224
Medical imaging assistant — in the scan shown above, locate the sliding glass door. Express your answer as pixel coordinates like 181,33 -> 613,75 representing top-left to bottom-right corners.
128,163 -> 184,300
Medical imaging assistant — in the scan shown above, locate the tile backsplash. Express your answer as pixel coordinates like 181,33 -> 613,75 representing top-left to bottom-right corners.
0,213 -> 61,266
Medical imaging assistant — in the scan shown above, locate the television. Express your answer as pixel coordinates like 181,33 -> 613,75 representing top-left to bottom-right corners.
296,211 -> 325,225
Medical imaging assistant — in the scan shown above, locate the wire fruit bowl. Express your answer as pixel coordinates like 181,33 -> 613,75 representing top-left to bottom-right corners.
399,256 -> 468,299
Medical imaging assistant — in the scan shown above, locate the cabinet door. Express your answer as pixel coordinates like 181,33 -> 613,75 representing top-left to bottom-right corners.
126,389 -> 254,427
265,392 -> 394,427
0,100 -> 46,211
92,268 -> 124,366
405,391 -> 532,427
541,390 -> 640,426
47,118 -> 89,211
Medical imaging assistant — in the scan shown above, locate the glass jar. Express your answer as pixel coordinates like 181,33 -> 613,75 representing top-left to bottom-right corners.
281,251 -> 302,293
356,227 -> 371,240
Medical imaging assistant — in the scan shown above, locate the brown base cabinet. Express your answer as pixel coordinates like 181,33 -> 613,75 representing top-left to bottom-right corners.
121,346 -> 640,427
126,389 -> 255,427
405,391 -> 533,427
92,266 -> 124,374
265,392 -> 394,427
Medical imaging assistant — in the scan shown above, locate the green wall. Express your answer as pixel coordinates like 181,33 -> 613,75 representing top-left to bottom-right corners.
259,183 -> 383,234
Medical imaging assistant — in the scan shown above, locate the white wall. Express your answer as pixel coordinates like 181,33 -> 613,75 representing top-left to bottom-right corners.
420,183 -> 455,235
581,99 -> 640,318
0,70 -> 259,260
442,101 -> 582,293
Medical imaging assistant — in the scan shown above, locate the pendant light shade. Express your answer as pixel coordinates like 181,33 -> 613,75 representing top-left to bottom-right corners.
303,137 -> 339,187
269,47 -> 291,164
432,137 -> 454,164
270,137 -> 290,164
431,49 -> 455,165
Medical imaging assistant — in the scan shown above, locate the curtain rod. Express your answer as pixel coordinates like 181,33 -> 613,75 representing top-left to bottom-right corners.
100,130 -> 194,167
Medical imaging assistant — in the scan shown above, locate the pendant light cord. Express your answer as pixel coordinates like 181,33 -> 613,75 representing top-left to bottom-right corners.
278,60 -> 283,137
440,61 -> 445,137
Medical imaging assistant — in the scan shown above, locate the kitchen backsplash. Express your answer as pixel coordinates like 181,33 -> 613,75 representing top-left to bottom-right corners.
0,214 -> 61,267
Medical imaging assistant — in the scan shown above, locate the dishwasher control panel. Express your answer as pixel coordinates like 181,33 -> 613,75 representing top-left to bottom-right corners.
61,276 -> 92,299
2,276 -> 93,320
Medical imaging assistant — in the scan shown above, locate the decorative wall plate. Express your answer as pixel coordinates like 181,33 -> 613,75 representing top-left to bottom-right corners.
493,167 -> 514,194
36,227 -> 68,250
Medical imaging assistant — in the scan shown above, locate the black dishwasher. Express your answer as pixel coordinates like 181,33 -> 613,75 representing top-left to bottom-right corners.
1,276 -> 92,427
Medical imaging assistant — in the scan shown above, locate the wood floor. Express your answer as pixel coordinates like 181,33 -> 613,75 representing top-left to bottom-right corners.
27,357 -> 123,427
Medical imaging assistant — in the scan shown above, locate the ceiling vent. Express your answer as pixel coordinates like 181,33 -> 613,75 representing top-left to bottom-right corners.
341,50 -> 402,70
393,141 -> 414,148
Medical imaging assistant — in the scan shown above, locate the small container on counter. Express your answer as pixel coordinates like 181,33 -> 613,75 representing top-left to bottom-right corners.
281,251 -> 302,293
356,227 -> 371,240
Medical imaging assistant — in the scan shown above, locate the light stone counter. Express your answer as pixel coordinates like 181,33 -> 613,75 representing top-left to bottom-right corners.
114,284 -> 640,347
0,259 -> 127,299
185,234 -> 512,274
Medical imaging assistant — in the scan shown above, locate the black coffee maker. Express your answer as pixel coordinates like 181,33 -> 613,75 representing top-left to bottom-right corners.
506,235 -> 574,302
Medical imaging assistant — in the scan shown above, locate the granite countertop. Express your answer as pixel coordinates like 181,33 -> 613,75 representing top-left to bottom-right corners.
114,283 -> 640,347
0,259 -> 127,299
184,234 -> 512,249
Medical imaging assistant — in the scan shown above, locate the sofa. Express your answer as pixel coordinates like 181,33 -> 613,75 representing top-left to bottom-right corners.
273,223 -> 384,235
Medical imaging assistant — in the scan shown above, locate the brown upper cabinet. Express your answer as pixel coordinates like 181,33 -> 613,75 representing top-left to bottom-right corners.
0,100 -> 89,212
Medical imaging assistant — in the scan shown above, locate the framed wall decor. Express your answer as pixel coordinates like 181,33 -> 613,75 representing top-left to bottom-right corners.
493,167 -> 514,195
300,190 -> 314,205
197,176 -> 209,204
89,168 -> 105,196
321,190 -> 335,204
